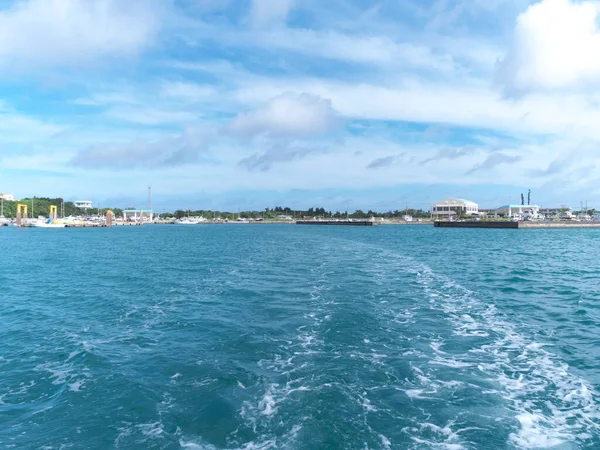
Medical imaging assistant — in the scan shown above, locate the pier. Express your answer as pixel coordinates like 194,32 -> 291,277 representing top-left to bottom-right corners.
296,220 -> 379,226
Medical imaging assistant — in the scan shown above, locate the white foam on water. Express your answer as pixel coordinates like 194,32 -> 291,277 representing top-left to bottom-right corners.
430,357 -> 474,368
358,392 -> 378,412
34,363 -> 72,386
392,309 -> 415,325
409,260 -> 600,449
430,341 -> 446,354
343,241 -> 600,449
192,378 -> 216,388
258,385 -> 278,416
68,380 -> 85,392
179,424 -> 302,450
180,442 -> 207,449
136,421 -> 164,439
235,267 -> 333,449
379,433 -> 392,449
404,420 -> 467,450
403,389 -> 429,399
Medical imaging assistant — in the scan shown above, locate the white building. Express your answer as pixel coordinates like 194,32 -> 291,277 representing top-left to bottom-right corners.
432,198 -> 478,218
495,205 -> 540,218
75,200 -> 93,209
0,193 -> 15,201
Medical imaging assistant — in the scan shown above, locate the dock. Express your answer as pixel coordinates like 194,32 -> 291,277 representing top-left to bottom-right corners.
296,220 -> 379,226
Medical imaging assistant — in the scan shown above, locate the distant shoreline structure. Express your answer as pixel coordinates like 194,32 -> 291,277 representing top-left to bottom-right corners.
434,220 -> 600,229
296,219 -> 379,226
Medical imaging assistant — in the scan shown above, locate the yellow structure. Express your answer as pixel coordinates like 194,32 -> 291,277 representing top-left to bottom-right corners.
16,203 -> 28,227
106,210 -> 113,227
49,205 -> 58,221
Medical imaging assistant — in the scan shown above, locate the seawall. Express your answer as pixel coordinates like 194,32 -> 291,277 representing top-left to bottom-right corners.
435,221 -> 600,229
296,220 -> 378,226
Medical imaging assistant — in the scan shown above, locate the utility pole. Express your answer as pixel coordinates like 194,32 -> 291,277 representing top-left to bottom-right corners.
148,186 -> 152,211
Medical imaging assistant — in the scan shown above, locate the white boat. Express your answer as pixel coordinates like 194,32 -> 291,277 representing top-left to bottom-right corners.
175,216 -> 206,224
30,219 -> 66,228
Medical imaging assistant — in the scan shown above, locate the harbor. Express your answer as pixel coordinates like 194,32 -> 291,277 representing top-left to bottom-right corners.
3,191 -> 600,230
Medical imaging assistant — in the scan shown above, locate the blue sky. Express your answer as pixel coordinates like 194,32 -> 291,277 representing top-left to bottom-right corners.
1,0 -> 600,211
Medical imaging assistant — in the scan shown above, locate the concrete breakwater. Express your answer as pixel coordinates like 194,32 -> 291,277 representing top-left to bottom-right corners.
435,221 -> 518,229
435,221 -> 600,229
296,220 -> 379,226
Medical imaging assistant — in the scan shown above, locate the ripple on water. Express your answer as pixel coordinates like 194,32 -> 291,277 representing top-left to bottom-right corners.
2,225 -> 600,449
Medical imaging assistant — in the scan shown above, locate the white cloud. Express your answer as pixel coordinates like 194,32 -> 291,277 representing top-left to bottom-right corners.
0,105 -> 62,147
227,92 -> 339,138
259,29 -> 454,68
186,21 -> 457,69
0,0 -> 162,68
106,107 -> 199,126
73,91 -> 140,106
249,0 -> 294,27
71,126 -> 213,169
230,72 -> 600,140
159,81 -> 218,103
498,0 -> 600,95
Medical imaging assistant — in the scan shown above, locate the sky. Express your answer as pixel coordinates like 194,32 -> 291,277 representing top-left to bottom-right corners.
1,0 -> 600,212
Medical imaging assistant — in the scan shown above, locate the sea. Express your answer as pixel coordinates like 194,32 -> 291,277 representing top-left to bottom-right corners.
1,224 -> 599,449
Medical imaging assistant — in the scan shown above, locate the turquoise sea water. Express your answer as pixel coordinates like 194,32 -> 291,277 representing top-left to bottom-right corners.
1,224 -> 600,449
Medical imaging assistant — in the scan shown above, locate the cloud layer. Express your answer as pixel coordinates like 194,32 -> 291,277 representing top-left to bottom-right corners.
5,0 -> 600,210
228,92 -> 339,138
0,0 -> 161,68
71,127 -> 211,169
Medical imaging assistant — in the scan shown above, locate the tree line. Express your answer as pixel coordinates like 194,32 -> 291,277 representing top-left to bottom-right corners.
161,207 -> 431,220
0,198 -> 123,218
0,198 -> 431,220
